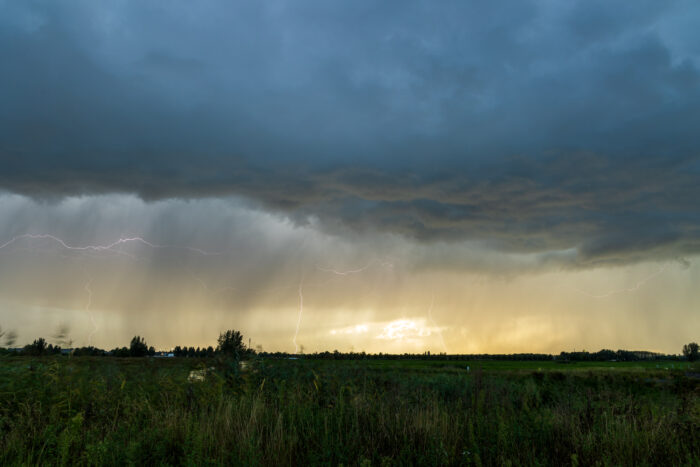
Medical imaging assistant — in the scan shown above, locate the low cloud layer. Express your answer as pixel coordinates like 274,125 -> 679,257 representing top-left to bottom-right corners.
0,194 -> 697,353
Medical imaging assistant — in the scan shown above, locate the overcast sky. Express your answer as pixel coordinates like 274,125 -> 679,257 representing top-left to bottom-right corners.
0,1 -> 698,353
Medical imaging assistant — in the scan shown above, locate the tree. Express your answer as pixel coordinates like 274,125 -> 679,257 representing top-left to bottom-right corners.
129,336 -> 149,357
25,337 -> 47,356
111,346 -> 130,357
682,342 -> 699,362
217,330 -> 247,358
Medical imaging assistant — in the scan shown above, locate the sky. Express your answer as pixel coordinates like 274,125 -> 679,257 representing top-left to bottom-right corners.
0,0 -> 698,354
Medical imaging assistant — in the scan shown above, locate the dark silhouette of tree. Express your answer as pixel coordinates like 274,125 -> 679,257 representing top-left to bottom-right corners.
129,336 -> 149,357
111,346 -> 130,357
217,330 -> 247,358
34,337 -> 46,354
683,342 -> 699,361
24,337 -> 47,356
73,346 -> 106,357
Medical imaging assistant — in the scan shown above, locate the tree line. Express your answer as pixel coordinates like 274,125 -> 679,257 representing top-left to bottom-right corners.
0,330 -> 254,359
1,327 -> 697,362
255,346 -> 697,362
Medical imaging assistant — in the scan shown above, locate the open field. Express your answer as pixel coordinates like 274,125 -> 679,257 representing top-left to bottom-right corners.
1,357 -> 698,466
340,358 -> 697,372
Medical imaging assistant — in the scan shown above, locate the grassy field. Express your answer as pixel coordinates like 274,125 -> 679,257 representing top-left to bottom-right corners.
0,357 -> 698,466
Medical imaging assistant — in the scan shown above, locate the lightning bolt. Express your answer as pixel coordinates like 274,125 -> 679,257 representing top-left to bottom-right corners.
316,264 -> 371,275
187,268 -> 310,354
0,233 -> 221,257
316,258 -> 393,276
0,233 -> 224,349
2,232 -> 403,355
175,244 -> 395,354
572,263 -> 668,299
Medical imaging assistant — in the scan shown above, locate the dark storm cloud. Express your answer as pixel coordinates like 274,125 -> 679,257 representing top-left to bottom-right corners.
1,0 -> 700,265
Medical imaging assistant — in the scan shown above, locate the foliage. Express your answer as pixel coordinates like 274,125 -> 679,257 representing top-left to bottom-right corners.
23,337 -> 51,356
216,330 -> 247,358
683,342 -> 699,362
173,346 -> 215,358
3,325 -> 685,365
128,336 -> 150,357
0,357 -> 697,465
72,346 -> 106,357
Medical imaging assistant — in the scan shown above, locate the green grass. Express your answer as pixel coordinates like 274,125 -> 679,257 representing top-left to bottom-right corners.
0,356 -> 698,466
352,358 -> 694,372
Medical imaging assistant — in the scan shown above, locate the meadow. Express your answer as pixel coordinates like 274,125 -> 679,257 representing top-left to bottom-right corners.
0,356 -> 698,466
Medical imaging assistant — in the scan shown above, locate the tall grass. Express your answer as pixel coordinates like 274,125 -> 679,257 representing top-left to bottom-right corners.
0,357 -> 697,465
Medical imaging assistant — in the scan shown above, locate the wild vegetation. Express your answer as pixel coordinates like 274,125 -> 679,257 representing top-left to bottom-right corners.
0,349 -> 698,465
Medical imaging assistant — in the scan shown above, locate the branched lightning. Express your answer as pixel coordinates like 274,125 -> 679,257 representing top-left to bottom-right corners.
0,233 -> 221,257
0,233 -> 224,348
1,232 -> 405,354
572,263 -> 668,299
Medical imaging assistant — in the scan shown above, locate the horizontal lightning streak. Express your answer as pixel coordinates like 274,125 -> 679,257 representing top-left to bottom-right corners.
0,233 -> 221,256
316,263 -> 373,276
316,258 -> 393,276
